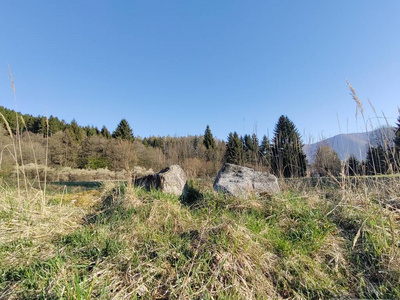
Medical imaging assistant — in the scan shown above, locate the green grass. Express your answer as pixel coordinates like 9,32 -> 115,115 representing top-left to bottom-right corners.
0,179 -> 399,299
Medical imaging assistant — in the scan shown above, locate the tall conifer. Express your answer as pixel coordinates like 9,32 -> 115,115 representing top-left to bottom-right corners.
225,132 -> 244,165
112,119 -> 134,142
394,111 -> 400,149
203,125 -> 216,150
260,135 -> 272,169
243,134 -> 259,166
101,126 -> 112,139
272,115 -> 307,177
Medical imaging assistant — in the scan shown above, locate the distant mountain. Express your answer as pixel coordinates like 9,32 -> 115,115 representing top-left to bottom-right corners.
304,127 -> 395,163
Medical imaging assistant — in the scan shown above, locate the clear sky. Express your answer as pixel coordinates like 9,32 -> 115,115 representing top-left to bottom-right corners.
0,1 -> 399,143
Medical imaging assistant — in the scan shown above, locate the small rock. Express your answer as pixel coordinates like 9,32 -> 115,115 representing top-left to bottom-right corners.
134,165 -> 188,197
213,163 -> 280,198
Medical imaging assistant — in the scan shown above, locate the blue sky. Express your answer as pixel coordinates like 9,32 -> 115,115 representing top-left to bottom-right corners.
0,1 -> 399,143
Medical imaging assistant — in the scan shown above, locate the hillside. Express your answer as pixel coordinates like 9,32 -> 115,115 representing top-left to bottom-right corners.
304,127 -> 395,162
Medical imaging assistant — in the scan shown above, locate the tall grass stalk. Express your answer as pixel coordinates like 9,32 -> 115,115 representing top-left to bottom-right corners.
19,116 -> 42,190
345,79 -> 398,176
1,67 -> 50,211
8,65 -> 26,197
42,115 -> 49,211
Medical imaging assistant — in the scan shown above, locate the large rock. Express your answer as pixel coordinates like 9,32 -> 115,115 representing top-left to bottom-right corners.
134,165 -> 188,197
213,163 -> 280,197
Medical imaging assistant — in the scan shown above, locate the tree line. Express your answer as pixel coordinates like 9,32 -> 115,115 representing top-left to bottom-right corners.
345,118 -> 400,176
311,120 -> 400,177
223,115 -> 307,177
1,105 -> 399,179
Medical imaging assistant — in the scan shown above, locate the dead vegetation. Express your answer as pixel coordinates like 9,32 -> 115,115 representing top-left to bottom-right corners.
0,177 -> 399,299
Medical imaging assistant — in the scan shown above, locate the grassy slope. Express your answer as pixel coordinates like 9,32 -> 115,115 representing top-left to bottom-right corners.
0,179 -> 399,299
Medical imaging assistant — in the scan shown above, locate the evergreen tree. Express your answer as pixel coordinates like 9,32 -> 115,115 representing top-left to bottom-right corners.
0,105 -> 17,132
23,115 -> 36,133
101,126 -> 112,139
48,115 -> 65,136
243,133 -> 259,166
203,125 -> 216,150
112,119 -> 134,142
346,155 -> 361,176
260,135 -> 272,169
67,119 -> 85,143
85,126 -> 100,137
366,146 -> 389,175
271,115 -> 307,177
225,132 -> 244,165
26,116 -> 45,134
143,136 -> 164,150
193,135 -> 199,155
37,117 -> 47,136
0,105 -> 66,136
389,114 -> 400,171
394,111 -> 400,149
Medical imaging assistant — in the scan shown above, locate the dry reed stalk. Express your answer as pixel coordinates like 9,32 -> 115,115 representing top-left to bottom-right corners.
19,116 -> 42,191
2,66 -> 52,214
42,115 -> 49,211
7,65 -> 24,197
0,111 -> 20,197
352,218 -> 368,250
346,79 -> 364,120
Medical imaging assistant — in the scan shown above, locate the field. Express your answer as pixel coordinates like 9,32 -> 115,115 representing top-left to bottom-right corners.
2,7 -> 399,298
1,176 -> 399,299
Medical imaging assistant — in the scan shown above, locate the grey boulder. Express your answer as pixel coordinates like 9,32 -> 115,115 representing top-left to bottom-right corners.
213,163 -> 280,197
134,165 -> 188,197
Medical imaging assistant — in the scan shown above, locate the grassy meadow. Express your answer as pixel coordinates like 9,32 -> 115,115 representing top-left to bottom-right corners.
1,176 -> 399,299
1,75 -> 399,298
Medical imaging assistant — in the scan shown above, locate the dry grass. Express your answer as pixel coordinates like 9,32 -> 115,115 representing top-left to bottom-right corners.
0,183 -> 99,246
0,175 -> 399,299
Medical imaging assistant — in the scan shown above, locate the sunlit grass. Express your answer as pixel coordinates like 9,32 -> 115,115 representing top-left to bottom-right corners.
1,178 -> 399,299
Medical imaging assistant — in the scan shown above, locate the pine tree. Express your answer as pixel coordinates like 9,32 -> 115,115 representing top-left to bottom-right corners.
143,136 -> 164,150
243,134 -> 259,166
346,155 -> 361,176
101,126 -> 112,139
203,125 -> 216,150
67,119 -> 85,143
84,126 -> 100,137
225,132 -> 244,165
112,119 -> 134,142
260,135 -> 272,169
392,113 -> 400,171
193,135 -> 199,155
271,115 -> 307,177
48,116 -> 65,136
366,146 -> 388,175
36,117 -> 47,136
394,111 -> 400,149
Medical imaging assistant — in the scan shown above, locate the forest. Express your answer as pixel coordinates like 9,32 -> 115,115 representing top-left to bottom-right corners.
0,105 -> 399,182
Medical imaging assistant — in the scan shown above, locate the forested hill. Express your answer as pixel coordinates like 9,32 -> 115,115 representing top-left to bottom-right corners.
0,105 -> 227,178
0,105 -> 104,137
2,105 -> 398,178
0,106 -> 308,179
